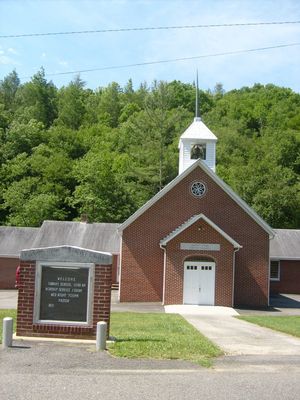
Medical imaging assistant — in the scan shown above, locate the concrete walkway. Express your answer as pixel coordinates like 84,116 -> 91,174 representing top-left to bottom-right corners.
0,290 -> 18,309
183,314 -> 300,356
165,305 -> 239,316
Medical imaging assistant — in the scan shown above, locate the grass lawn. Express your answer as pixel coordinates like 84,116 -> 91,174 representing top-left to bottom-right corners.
0,309 -> 17,344
238,316 -> 300,338
0,310 -> 221,366
109,312 -> 222,366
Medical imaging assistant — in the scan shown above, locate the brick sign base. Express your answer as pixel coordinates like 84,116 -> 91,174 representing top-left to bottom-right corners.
17,261 -> 112,339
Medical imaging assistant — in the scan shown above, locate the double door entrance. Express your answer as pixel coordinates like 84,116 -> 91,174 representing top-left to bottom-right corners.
183,261 -> 215,305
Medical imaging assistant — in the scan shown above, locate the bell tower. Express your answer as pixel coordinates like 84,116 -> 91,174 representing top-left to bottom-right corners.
178,74 -> 218,174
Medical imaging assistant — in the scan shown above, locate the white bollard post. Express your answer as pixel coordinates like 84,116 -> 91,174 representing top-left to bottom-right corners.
2,317 -> 13,349
96,321 -> 107,351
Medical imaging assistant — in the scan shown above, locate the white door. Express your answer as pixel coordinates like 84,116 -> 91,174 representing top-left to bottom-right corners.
183,261 -> 215,305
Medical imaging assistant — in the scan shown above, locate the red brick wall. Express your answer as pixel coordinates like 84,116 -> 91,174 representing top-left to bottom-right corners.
121,165 -> 269,307
16,261 -> 112,339
270,260 -> 300,294
0,257 -> 19,289
164,218 -> 234,306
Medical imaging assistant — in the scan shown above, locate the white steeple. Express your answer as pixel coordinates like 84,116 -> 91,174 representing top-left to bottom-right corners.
178,74 -> 218,174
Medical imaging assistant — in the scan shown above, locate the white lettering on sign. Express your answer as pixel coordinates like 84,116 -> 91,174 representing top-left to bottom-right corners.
180,243 -> 220,251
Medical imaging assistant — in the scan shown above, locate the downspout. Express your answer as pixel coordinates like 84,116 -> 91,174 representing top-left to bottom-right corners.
232,247 -> 241,307
268,233 -> 275,307
117,232 -> 123,302
160,243 -> 167,305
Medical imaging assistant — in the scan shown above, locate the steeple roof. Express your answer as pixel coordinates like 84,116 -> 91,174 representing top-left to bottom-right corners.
179,117 -> 218,143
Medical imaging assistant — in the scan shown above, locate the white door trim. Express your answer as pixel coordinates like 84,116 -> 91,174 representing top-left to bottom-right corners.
183,261 -> 216,305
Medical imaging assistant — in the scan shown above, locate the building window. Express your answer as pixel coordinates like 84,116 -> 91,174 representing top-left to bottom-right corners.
191,144 -> 206,160
190,181 -> 207,198
270,260 -> 280,281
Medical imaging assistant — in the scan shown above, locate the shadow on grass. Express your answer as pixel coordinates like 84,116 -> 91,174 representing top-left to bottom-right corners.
235,305 -> 280,313
115,337 -> 166,343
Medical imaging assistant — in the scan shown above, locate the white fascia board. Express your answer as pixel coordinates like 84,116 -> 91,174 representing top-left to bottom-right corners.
160,215 -> 200,245
160,214 -> 242,249
118,159 -> 275,237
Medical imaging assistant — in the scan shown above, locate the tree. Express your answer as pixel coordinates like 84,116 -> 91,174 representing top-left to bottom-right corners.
72,150 -> 135,222
0,73 -> 298,228
2,119 -> 46,160
98,82 -> 122,127
15,68 -> 57,127
0,70 -> 20,110
56,75 -> 87,129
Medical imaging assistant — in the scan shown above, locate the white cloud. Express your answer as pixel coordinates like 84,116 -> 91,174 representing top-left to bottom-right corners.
8,48 -> 18,55
58,60 -> 69,67
0,46 -> 18,65
0,55 -> 16,65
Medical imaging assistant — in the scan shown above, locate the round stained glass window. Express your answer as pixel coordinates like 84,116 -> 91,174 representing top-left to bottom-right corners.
190,181 -> 207,198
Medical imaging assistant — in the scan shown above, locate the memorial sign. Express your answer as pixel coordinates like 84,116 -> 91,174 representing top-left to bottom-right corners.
34,262 -> 94,325
17,245 -> 112,339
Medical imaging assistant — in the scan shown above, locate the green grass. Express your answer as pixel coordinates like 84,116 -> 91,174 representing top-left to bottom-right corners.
108,312 -> 222,366
0,309 -> 17,344
0,310 -> 221,366
238,316 -> 300,338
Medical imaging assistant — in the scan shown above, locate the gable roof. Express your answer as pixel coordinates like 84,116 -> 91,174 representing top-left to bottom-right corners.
0,226 -> 39,256
270,229 -> 300,260
33,221 -> 120,254
160,214 -> 242,249
118,159 -> 274,237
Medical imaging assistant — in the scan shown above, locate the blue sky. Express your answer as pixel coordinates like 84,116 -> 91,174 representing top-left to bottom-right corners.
1,0 -> 300,92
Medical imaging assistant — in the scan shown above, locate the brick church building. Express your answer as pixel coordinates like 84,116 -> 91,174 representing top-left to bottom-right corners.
118,114 -> 274,307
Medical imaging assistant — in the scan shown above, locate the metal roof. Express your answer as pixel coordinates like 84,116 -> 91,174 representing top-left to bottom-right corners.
270,229 -> 300,260
32,221 -> 120,254
0,227 -> 39,256
1,223 -> 299,260
178,118 -> 218,146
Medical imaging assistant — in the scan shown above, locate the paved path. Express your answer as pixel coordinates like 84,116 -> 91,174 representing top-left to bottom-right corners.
0,290 -> 18,309
183,315 -> 300,355
0,290 -> 165,312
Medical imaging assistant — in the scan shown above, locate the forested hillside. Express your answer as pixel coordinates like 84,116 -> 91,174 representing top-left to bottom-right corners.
0,69 -> 299,228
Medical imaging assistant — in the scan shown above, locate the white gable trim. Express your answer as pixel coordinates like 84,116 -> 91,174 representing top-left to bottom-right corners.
160,214 -> 242,249
118,159 -> 274,237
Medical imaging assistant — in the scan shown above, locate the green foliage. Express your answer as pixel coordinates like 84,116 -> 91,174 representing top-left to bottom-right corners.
0,310 -> 17,344
14,68 -> 57,127
72,150 -> 135,222
238,316 -> 300,338
0,70 -> 299,228
55,75 -> 87,130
